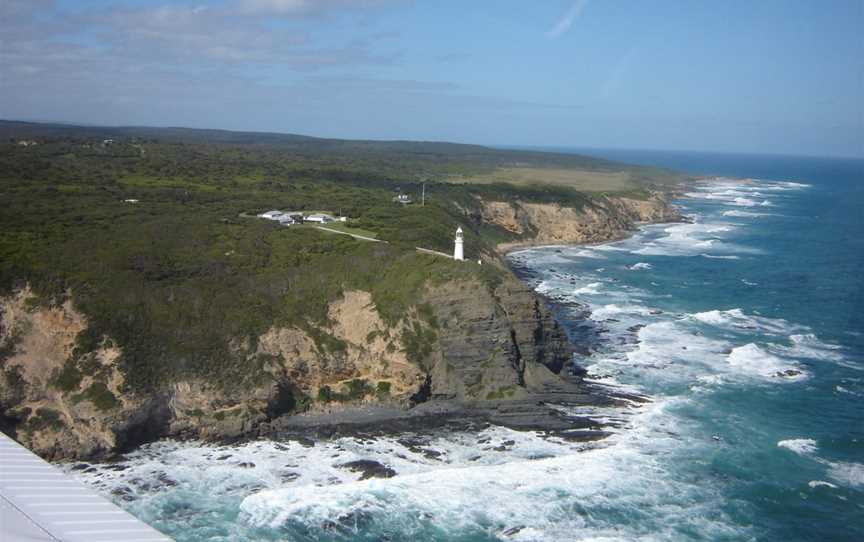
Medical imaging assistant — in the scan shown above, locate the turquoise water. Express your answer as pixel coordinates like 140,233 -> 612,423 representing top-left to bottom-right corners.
69,151 -> 863,541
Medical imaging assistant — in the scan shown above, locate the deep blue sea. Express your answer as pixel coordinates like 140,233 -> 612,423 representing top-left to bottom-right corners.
69,150 -> 863,541
510,149 -> 864,541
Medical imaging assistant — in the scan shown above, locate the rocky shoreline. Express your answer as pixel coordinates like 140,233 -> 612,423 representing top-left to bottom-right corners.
170,196 -> 682,451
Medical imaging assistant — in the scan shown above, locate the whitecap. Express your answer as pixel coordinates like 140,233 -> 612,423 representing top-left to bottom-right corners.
700,253 -> 740,260
727,343 -> 808,380
575,282 -> 603,295
690,308 -> 805,336
590,304 -> 654,320
808,480 -> 838,489
574,249 -> 607,259
628,262 -> 652,271
732,197 -> 762,207
722,210 -> 768,218
828,461 -> 864,489
777,438 -> 818,456
237,397 -> 750,541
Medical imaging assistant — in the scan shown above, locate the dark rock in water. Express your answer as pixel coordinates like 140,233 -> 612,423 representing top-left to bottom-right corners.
420,448 -> 443,460
502,525 -> 526,537
237,462 -> 255,469
774,369 -> 802,378
492,439 -> 516,452
295,436 -> 316,448
71,463 -> 90,471
320,520 -> 341,532
558,430 -> 612,442
649,309 -> 663,315
280,471 -> 300,482
627,324 -> 645,333
526,453 -> 555,460
105,463 -> 129,471
111,486 -> 136,502
157,472 -> 178,487
216,454 -> 232,461
336,459 -> 396,480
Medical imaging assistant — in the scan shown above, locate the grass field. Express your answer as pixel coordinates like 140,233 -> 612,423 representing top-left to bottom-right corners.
451,167 -> 636,192
313,222 -> 380,239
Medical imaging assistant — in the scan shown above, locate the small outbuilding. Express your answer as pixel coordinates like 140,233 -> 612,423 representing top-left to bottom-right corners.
304,213 -> 335,224
258,210 -> 285,220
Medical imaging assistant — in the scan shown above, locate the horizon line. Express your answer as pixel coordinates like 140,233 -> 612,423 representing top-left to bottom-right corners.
3,117 -> 861,161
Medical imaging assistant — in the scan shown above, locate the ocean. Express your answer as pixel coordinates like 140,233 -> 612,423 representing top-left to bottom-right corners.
68,150 -> 864,541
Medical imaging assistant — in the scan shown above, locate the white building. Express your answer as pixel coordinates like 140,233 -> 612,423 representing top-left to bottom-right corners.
258,210 -> 285,220
453,226 -> 464,261
305,213 -> 335,224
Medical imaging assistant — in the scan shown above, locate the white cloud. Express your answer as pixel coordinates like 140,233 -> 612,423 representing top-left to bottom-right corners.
546,0 -> 589,39
237,0 -> 399,16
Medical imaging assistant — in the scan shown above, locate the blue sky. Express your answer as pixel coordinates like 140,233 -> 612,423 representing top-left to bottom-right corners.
2,0 -> 862,156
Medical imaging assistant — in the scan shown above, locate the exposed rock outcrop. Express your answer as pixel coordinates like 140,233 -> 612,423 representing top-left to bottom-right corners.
480,193 -> 682,251
1,280 -> 575,460
423,276 -> 572,401
0,287 -> 150,459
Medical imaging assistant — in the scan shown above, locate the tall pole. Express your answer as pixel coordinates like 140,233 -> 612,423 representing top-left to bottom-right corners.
422,182 -> 426,206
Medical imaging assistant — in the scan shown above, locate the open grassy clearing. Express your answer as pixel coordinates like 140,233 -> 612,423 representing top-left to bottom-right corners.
312,222 -> 380,239
451,167 -> 636,192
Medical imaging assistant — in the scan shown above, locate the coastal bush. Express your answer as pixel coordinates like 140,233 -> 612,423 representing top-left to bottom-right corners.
315,379 -> 373,402
29,408 -> 65,431
0,133 -> 674,395
375,381 -> 391,400
81,382 -> 120,411
51,361 -> 83,392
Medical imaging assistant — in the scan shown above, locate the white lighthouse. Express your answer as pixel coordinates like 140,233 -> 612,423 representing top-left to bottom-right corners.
453,227 -> 464,261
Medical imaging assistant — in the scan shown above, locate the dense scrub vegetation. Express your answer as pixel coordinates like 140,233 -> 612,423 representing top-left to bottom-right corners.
0,122 -> 679,394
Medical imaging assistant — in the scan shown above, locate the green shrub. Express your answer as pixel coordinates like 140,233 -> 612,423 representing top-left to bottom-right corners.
81,382 -> 119,411
375,381 -> 391,400
30,408 -> 65,431
52,361 -> 82,392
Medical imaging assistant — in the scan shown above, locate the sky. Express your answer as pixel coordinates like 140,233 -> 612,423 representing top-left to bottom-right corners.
1,0 -> 862,157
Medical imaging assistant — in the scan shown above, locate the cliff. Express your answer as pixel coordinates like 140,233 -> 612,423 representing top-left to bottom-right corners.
0,274 -> 574,460
478,192 -> 682,251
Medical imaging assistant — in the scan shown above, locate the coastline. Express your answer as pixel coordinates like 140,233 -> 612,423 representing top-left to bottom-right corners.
113,197 -> 692,453
204,207 -> 690,450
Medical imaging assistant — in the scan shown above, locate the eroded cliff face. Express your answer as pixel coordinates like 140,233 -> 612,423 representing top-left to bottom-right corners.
0,287 -> 150,459
1,281 -> 573,460
423,276 -> 571,401
481,193 -> 681,250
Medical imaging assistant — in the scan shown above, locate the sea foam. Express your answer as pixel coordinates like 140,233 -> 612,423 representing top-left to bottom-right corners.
777,438 -> 818,456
